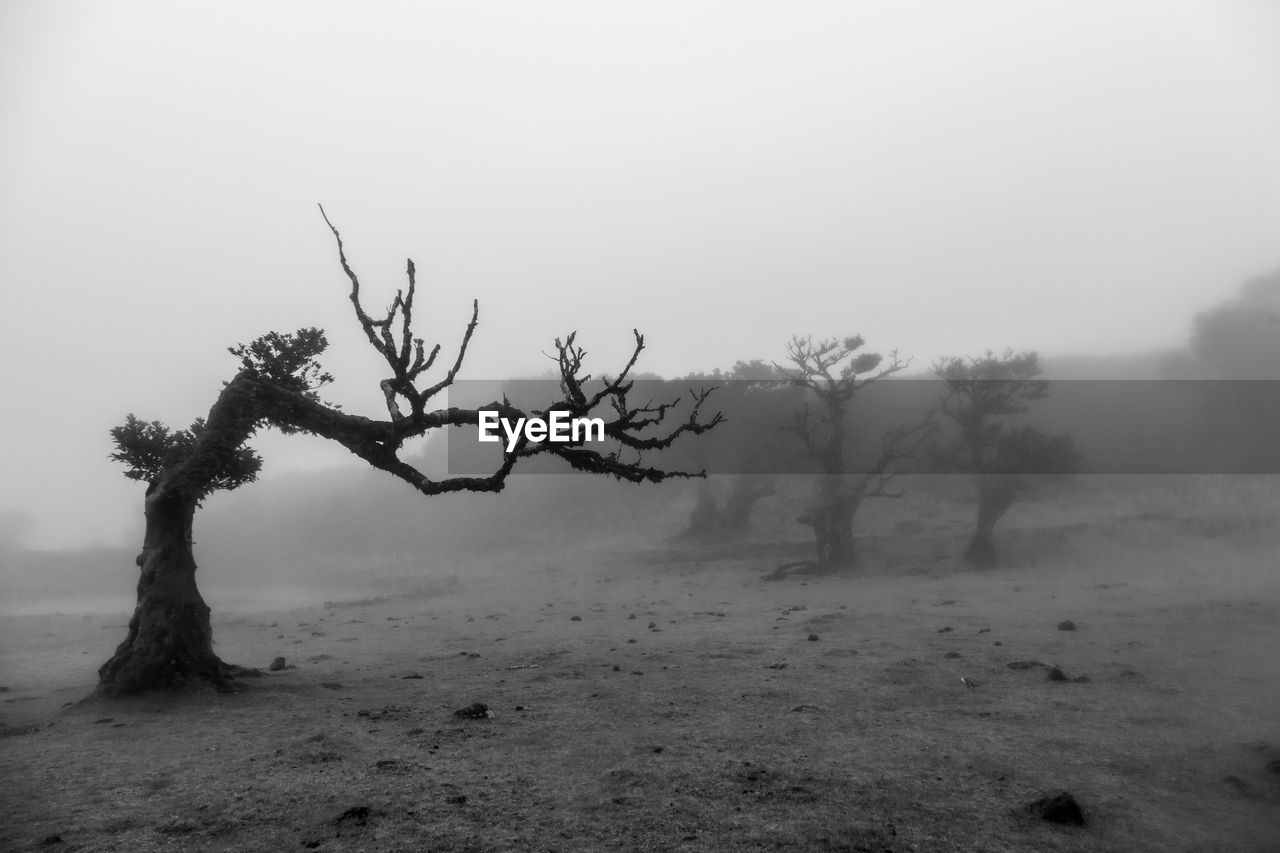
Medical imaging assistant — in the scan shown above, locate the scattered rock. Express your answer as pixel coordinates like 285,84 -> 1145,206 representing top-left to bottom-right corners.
570,616 -> 582,622
93,718 -> 114,724
446,794 -> 467,805
628,614 -> 637,620
1072,675 -> 1091,683
320,682 -> 343,690
335,805 -> 373,826
1007,660 -> 1049,670
1222,774 -> 1252,794
978,628 -> 990,634
1025,791 -> 1086,825
792,704 -> 820,712
1266,758 -> 1280,776
268,657 -> 287,672
40,835 -> 63,846
453,703 -> 492,720
937,626 -> 953,633
1046,667 -> 1069,682
401,673 -> 423,679
807,634 -> 820,642
612,665 -> 621,672
358,705 -> 412,721
944,651 -> 962,659
1057,620 -> 1077,631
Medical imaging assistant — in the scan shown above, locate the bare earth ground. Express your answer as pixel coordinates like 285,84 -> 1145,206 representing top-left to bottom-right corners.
3,493 -> 1280,851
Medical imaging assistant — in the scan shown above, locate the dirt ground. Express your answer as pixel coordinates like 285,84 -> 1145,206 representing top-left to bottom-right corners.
3,485 -> 1280,852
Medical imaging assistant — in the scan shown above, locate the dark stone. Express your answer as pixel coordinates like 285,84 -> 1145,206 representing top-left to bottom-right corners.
1046,667 -> 1069,682
268,656 -> 287,671
453,702 -> 491,720
335,806 -> 372,826
1026,791 -> 1086,825
944,651 -> 962,659
1057,620 -> 1077,631
570,616 -> 582,622
40,835 -> 63,846
1222,774 -> 1252,794
807,633 -> 820,642
1266,758 -> 1280,776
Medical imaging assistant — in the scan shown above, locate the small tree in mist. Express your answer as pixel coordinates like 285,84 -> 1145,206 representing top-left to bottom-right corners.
1165,271 -> 1280,472
677,360 -> 799,539
777,335 -> 935,572
102,208 -> 720,697
934,350 -> 1077,566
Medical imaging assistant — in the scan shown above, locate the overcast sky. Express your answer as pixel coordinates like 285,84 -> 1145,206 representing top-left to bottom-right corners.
2,0 -> 1279,549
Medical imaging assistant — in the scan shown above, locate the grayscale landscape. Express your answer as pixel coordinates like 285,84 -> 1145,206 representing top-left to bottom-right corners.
2,3 -> 1279,851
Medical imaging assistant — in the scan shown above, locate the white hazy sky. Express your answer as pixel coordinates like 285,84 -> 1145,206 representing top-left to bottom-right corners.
2,0 -> 1279,548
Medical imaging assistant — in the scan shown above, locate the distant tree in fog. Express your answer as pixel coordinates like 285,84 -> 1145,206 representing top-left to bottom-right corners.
101,208 -> 721,697
1188,271 -> 1280,380
676,360 -> 799,538
934,351 -> 1077,567
1179,271 -> 1280,472
778,335 -> 936,571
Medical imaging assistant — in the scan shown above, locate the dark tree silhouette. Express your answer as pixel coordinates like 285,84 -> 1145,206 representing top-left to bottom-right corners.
101,209 -> 720,696
777,335 -> 935,572
934,350 -> 1076,566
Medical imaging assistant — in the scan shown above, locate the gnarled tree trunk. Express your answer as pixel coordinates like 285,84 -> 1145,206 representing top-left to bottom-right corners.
720,475 -> 776,531
963,476 -> 1017,567
798,493 -> 860,571
97,482 -> 238,695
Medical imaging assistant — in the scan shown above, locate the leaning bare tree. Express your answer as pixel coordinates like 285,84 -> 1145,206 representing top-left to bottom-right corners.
775,335 -> 935,573
101,208 -> 720,696
934,350 -> 1077,566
